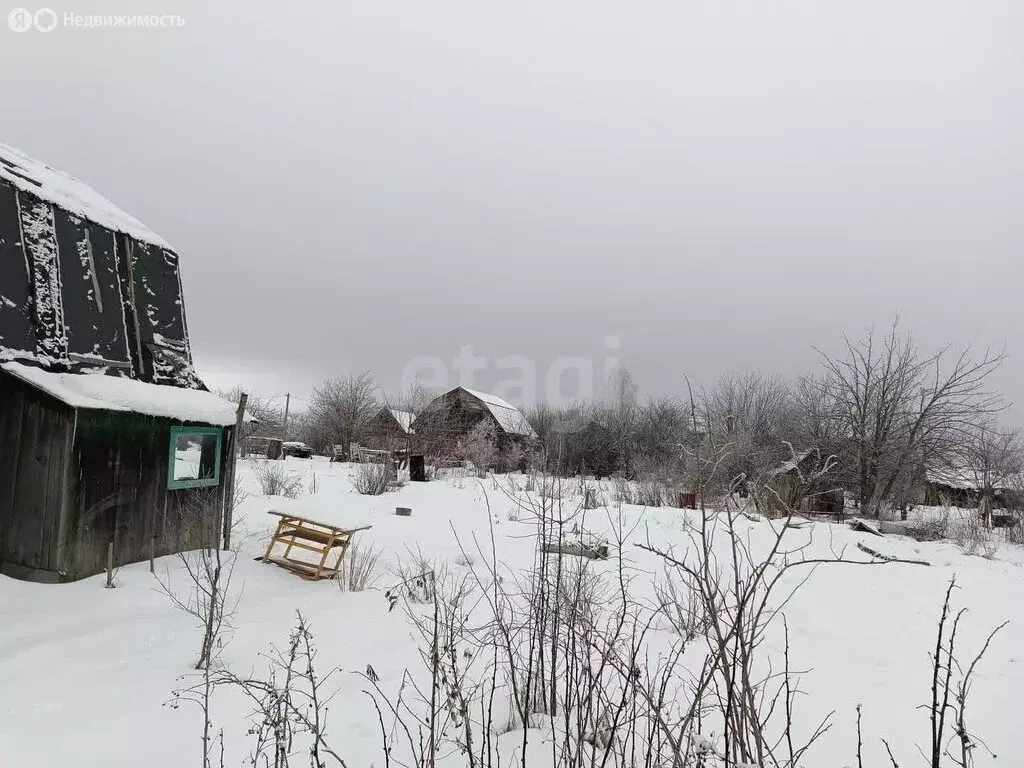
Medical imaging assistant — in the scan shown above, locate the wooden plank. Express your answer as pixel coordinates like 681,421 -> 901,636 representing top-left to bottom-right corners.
276,525 -> 352,546
0,381 -> 26,562
40,402 -> 69,572
267,510 -> 372,535
266,556 -> 340,580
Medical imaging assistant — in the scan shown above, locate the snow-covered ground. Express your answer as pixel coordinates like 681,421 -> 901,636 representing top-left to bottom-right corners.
1,457 -> 1022,767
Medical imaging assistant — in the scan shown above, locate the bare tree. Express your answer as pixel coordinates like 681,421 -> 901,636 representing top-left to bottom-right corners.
157,492 -> 242,671
219,386 -> 284,441
384,377 -> 437,416
305,371 -> 379,455
960,419 -> 1022,526
159,492 -> 242,768
813,320 -> 1005,516
699,371 -> 794,493
603,367 -> 640,475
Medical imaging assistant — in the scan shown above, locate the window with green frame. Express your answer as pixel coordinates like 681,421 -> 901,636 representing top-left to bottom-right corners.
167,426 -> 223,490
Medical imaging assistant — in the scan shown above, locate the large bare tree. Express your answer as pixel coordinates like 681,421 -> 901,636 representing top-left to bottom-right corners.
699,371 -> 795,490
812,321 -> 1005,516
304,371 -> 379,454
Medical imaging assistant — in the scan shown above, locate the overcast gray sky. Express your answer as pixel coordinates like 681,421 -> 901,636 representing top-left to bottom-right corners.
2,1 -> 1021,415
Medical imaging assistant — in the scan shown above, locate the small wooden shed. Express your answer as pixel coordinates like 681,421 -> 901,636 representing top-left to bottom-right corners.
0,363 -> 237,581
365,406 -> 415,452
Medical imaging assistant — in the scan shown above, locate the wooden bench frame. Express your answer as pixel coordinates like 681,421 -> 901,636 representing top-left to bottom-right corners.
263,511 -> 371,580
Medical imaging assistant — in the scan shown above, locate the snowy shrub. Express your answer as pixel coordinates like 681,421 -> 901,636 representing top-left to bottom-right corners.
654,566 -> 716,640
458,421 -> 498,476
497,440 -> 526,474
951,515 -> 1000,559
1003,514 -> 1024,546
353,461 -> 397,495
636,480 -> 670,507
339,540 -> 381,592
905,512 -> 950,542
506,502 -> 523,522
537,473 -> 565,500
612,475 -> 672,507
252,460 -> 304,498
612,475 -> 636,505
388,550 -> 446,606
581,484 -> 604,510
454,552 -> 475,568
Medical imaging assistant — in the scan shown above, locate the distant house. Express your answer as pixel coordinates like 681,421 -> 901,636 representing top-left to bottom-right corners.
0,141 -> 238,582
411,387 -> 538,461
922,466 -> 1018,509
364,406 -> 415,452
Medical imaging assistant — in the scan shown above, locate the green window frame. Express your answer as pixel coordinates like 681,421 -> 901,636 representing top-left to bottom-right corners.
167,425 -> 223,490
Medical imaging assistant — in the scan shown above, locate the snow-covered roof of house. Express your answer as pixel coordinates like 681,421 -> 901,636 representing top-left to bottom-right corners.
0,141 -> 170,249
765,449 -> 818,479
387,408 -> 415,433
461,387 -> 538,439
925,466 -> 1023,492
926,466 -> 979,491
2,361 -> 238,426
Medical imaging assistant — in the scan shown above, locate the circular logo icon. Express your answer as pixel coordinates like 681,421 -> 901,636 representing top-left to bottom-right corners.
34,8 -> 57,32
8,8 -> 33,31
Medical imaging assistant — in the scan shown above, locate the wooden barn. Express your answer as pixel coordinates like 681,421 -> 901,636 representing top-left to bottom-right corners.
0,141 -> 239,582
411,387 -> 538,461
365,406 -> 415,452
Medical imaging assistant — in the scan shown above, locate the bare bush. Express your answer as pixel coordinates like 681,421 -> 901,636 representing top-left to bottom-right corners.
906,515 -> 950,542
338,539 -> 381,592
352,460 -> 397,495
215,613 -> 349,767
653,564 -> 716,641
253,460 -> 304,498
869,578 -> 1007,768
459,421 -> 498,476
612,474 -> 672,507
611,475 -> 636,505
387,550 -> 445,606
157,492 -> 241,671
950,515 -> 1000,559
581,484 -> 604,510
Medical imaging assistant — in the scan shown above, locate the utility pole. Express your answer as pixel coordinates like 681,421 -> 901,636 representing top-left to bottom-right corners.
282,392 -> 291,440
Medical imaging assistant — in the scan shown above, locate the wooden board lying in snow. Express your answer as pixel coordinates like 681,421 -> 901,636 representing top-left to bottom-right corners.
849,518 -> 883,537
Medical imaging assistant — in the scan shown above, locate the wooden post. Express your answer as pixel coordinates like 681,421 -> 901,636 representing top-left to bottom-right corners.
149,536 -> 156,574
222,393 -> 248,550
282,392 -> 290,440
105,542 -> 114,588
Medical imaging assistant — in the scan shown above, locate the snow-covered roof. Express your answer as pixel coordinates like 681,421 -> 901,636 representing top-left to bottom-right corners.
925,466 -> 1023,492
926,466 -> 979,491
387,408 -> 415,433
461,387 -> 538,439
0,141 -> 170,249
2,361 -> 238,426
765,449 -> 818,479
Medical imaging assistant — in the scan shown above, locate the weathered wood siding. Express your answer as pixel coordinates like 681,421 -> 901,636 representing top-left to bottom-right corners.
0,370 -> 232,582
0,372 -> 72,579
68,411 -> 230,580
